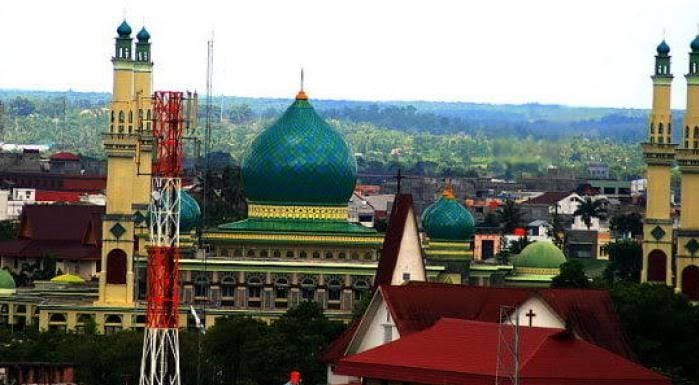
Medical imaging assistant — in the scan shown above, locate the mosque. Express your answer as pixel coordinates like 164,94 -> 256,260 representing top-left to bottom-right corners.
641,36 -> 699,300
0,20 -> 573,332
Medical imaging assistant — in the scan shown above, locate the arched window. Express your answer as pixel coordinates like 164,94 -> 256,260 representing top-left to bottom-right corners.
247,249 -> 256,257
274,278 -> 289,300
659,137 -> 664,144
686,126 -> 690,138
312,251 -> 320,259
111,111 -> 115,123
353,280 -> 370,301
681,266 -> 699,300
301,278 -> 316,301
668,123 -> 672,136
105,315 -> 122,324
106,249 -> 127,284
286,250 -> 294,258
194,275 -> 210,298
299,251 -> 308,259
694,127 -> 699,139
327,279 -> 342,301
273,250 -> 281,258
325,252 -> 333,259
248,277 -> 262,299
221,275 -> 236,297
118,111 -> 125,123
650,123 -> 654,134
658,123 -> 663,135
338,252 -> 347,259
647,250 -> 667,282
128,111 -> 133,123
260,250 -> 269,258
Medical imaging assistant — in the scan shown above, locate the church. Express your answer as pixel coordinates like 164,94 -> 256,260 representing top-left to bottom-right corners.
641,36 -> 699,300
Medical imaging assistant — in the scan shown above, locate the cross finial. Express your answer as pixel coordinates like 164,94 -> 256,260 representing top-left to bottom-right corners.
301,67 -> 304,92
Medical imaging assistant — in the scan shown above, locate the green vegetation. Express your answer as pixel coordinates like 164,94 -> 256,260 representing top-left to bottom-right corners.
551,260 -> 591,289
0,302 -> 343,385
0,91 -> 647,179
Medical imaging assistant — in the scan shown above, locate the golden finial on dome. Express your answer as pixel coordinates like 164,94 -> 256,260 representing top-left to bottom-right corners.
296,67 -> 308,100
442,180 -> 455,199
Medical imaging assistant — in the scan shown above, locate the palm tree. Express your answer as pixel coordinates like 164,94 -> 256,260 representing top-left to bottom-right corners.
573,197 -> 607,230
497,199 -> 525,234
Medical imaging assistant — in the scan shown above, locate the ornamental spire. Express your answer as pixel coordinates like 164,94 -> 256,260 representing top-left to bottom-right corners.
442,180 -> 455,199
296,67 -> 308,100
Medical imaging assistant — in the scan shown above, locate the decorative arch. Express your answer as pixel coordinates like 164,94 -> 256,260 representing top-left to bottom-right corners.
681,265 -> 699,300
106,249 -> 127,284
105,314 -> 122,324
647,249 -> 667,282
49,313 -> 67,323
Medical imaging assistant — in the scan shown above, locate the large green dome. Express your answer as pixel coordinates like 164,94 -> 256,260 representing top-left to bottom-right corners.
514,242 -> 566,271
241,94 -> 357,206
0,269 -> 16,295
180,191 -> 201,231
421,189 -> 475,241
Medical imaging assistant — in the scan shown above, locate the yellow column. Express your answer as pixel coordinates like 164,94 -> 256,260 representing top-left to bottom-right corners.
642,72 -> 674,285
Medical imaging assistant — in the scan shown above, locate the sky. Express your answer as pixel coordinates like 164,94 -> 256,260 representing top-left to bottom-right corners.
0,0 -> 698,108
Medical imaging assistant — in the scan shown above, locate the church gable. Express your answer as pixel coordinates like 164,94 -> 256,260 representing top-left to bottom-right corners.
508,296 -> 565,329
347,289 -> 400,355
391,205 -> 426,284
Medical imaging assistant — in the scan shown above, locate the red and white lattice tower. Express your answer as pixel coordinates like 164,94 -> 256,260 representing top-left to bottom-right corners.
140,91 -> 186,385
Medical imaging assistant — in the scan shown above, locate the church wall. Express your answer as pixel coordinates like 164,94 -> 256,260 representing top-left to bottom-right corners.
391,210 -> 426,284
356,295 -> 399,353
507,297 -> 564,329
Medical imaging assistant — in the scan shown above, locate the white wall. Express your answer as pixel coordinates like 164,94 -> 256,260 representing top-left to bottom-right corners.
508,297 -> 565,329
390,208 -> 426,285
0,190 -> 9,221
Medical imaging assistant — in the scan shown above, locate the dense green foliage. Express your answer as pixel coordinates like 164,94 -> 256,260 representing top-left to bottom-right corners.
551,260 -> 591,288
0,91 -> 647,179
573,197 -> 607,230
0,302 -> 343,385
604,239 -> 643,283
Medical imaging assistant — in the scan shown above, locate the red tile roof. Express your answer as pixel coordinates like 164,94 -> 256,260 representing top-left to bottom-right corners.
0,204 -> 104,260
523,191 -> 575,205
35,190 -> 82,202
49,152 -> 80,161
335,319 -> 668,385
322,282 -> 635,364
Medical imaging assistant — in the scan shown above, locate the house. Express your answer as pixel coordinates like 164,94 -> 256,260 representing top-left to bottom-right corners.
333,319 -> 668,385
0,204 -> 104,280
322,282 -> 636,385
521,191 -> 581,221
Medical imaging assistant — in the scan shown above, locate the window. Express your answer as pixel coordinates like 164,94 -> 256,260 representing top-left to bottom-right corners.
312,251 -> 320,259
338,252 -> 347,259
299,251 -> 308,259
325,252 -> 333,259
327,279 -> 342,302
118,111 -> 125,123
402,272 -> 411,282
106,249 -> 127,284
658,123 -> 663,134
274,278 -> 289,308
353,280 -> 369,301
273,250 -> 281,258
383,324 -> 393,343
650,123 -> 654,134
221,275 -> 236,298
104,315 -> 123,335
695,127 -> 699,139
194,275 -> 210,298
247,277 -> 262,308
260,250 -> 268,258
301,279 -> 316,301
286,250 -> 294,258
247,249 -> 256,257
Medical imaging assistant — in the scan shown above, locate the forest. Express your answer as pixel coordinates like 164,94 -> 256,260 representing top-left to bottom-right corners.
0,90 -> 649,180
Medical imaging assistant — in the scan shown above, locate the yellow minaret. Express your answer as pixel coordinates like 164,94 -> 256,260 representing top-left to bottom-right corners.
675,34 -> 699,299
641,40 -> 675,285
97,21 -> 153,306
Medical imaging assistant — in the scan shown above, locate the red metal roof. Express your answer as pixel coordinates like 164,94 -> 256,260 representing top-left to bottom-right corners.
322,282 -> 635,363
335,319 -> 668,385
49,152 -> 80,161
35,190 -> 82,202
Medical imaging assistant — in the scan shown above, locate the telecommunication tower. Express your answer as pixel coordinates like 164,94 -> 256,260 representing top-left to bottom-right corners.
139,91 -> 188,385
495,306 -> 520,385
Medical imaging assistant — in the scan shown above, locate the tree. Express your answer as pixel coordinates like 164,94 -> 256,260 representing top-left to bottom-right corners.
603,239 -> 642,283
573,197 -> 607,230
497,199 -> 525,234
228,104 -> 253,124
551,260 -> 590,289
610,212 -> 643,239
0,220 -> 18,241
507,235 -> 532,255
609,283 -> 699,385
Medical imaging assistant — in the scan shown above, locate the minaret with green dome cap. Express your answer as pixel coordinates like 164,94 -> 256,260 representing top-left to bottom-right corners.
420,183 -> 475,283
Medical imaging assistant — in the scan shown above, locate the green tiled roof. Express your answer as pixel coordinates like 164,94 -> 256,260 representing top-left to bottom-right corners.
241,97 -> 357,206
422,196 -> 475,241
0,269 -> 16,293
180,191 -> 201,231
217,218 -> 377,234
117,20 -> 132,37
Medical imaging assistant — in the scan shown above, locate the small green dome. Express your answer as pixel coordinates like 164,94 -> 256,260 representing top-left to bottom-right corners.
0,270 -> 16,295
691,35 -> 699,52
514,242 -> 566,271
117,20 -> 132,37
657,40 -> 670,55
137,27 -> 150,42
241,94 -> 357,206
421,189 -> 475,241
180,191 -> 201,232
